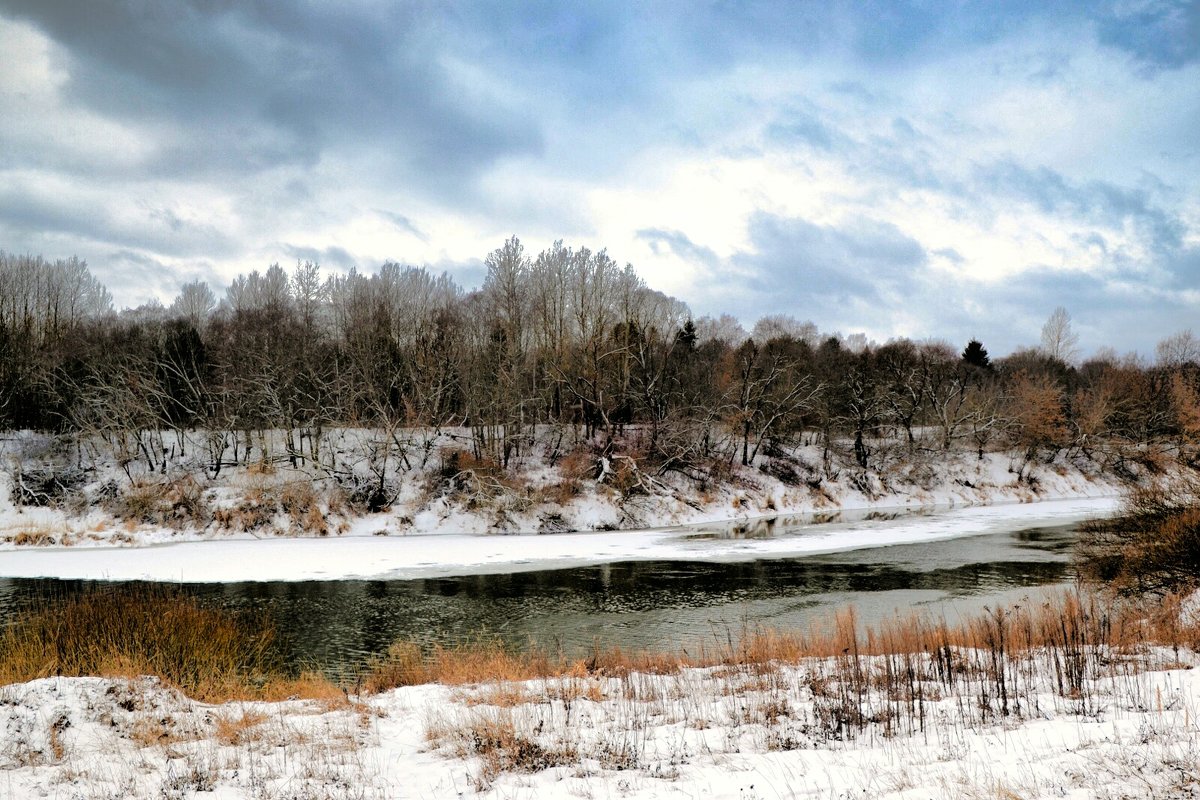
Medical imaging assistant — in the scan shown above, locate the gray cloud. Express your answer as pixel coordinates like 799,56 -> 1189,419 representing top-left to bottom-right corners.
0,182 -> 240,260
765,106 -> 843,152
100,249 -> 224,305
636,228 -> 721,269
673,210 -> 1200,358
375,211 -> 428,242
1097,0 -> 1200,69
737,213 -> 928,303
279,244 -> 358,272
974,161 -> 1183,238
1,1 -> 541,193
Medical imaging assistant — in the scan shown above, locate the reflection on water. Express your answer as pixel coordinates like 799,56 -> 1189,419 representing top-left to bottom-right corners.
0,523 -> 1079,680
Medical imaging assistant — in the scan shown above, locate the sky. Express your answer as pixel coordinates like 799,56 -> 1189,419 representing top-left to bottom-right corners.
0,1 -> 1197,358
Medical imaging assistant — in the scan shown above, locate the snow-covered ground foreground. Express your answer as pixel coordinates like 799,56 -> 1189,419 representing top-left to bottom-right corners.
4,646 -> 1197,800
0,496 -> 1117,582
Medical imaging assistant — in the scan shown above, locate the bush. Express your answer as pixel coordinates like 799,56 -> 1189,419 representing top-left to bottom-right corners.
211,480 -> 333,534
103,476 -> 211,529
331,471 -> 396,513
1078,476 -> 1200,596
279,481 -> 328,535
0,588 -> 280,701
10,465 -> 86,508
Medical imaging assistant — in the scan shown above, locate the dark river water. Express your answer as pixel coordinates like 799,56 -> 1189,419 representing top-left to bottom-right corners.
0,522 -> 1079,680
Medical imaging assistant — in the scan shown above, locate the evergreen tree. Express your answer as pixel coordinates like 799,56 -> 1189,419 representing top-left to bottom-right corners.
962,339 -> 992,371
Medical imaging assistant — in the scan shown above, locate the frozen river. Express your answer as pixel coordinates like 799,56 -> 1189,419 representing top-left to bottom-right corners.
0,498 -> 1114,678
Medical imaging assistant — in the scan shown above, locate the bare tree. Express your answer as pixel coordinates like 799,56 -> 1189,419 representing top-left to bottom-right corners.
694,314 -> 748,346
530,240 -> 574,421
1040,306 -> 1079,363
169,280 -> 216,332
726,338 -> 821,466
922,341 -> 973,450
1156,329 -> 1200,368
1006,371 -> 1068,462
751,314 -> 819,346
291,260 -> 326,333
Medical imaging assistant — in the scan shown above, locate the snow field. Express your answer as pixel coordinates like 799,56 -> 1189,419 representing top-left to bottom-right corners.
3,641 -> 1198,799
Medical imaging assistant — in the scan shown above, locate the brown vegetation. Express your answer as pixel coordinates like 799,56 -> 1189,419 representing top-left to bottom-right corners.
426,708 -> 579,792
364,588 -> 1198,696
417,588 -> 1200,789
211,478 -> 331,535
103,475 -> 211,529
0,588 -> 337,702
5,581 -> 1198,751
4,526 -> 58,546
1079,474 -> 1200,596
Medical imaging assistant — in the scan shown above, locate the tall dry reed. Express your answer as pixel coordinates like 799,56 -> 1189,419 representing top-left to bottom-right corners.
0,587 -> 308,701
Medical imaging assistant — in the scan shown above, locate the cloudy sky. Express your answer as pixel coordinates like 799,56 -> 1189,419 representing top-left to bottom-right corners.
1,1 -> 1197,357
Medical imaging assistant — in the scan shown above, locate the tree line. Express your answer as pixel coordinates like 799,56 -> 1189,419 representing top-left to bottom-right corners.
2,244 -> 1198,481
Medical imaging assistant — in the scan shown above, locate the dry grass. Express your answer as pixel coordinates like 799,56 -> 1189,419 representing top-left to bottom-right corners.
213,709 -> 268,745
6,581 -> 1198,773
4,525 -> 58,546
212,487 -> 279,532
0,587 -> 338,702
420,589 -> 1200,789
426,706 -> 579,791
103,476 -> 211,529
368,588 -> 1200,696
364,637 -> 583,692
212,479 -> 332,535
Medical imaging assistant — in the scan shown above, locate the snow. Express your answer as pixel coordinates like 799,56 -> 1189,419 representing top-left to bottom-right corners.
0,496 -> 1117,583
3,649 -> 1198,799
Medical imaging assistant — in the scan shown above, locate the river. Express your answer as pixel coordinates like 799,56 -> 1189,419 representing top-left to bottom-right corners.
0,512 -> 1085,680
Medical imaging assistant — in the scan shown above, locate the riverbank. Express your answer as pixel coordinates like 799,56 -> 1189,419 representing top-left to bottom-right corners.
0,424 -> 1132,568
3,589 -> 1197,800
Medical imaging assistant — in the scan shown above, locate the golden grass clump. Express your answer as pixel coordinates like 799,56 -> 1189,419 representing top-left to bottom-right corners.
364,637 -> 582,693
0,587 -> 327,702
366,586 -> 1200,700
104,476 -> 211,529
212,480 -> 331,535
6,527 -> 58,546
212,709 -> 268,745
426,707 -> 578,791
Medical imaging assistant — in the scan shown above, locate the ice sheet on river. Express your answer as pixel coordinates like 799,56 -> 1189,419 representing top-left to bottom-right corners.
0,497 -> 1117,583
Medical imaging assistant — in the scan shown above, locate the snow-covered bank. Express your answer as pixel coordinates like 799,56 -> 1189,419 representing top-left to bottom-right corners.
3,647 -> 1197,800
0,496 -> 1117,582
0,425 -> 1141,585
2,424 -> 1135,552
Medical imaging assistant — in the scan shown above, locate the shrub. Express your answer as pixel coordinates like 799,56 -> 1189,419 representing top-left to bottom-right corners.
0,588 -> 280,701
279,481 -> 329,535
331,472 -> 396,513
1078,475 -> 1200,596
6,527 -> 57,546
364,637 -> 574,693
210,480 -> 333,534
10,465 -> 86,508
212,486 -> 278,532
103,476 -> 211,529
